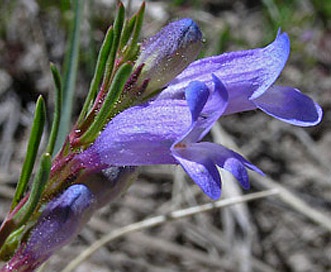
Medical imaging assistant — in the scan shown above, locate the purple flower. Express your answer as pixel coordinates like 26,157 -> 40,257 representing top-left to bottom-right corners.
75,22 -> 322,200
77,76 -> 263,199
158,30 -> 323,127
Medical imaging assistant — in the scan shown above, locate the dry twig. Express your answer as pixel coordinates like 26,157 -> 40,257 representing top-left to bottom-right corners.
60,189 -> 279,272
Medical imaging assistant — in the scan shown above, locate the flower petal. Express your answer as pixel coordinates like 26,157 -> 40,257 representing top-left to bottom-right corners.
173,142 -> 263,193
222,157 -> 250,189
252,86 -> 323,126
173,154 -> 221,200
78,100 -> 192,168
202,75 -> 229,118
181,75 -> 229,143
184,81 -> 209,121
158,31 -> 290,105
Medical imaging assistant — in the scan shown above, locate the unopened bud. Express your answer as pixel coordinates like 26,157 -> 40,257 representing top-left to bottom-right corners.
22,185 -> 95,268
135,18 -> 203,95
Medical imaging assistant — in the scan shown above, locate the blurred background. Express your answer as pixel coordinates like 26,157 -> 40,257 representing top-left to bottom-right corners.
0,0 -> 330,271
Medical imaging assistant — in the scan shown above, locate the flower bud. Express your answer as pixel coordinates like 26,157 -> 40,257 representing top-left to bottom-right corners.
4,167 -> 138,271
135,18 -> 203,95
6,185 -> 96,271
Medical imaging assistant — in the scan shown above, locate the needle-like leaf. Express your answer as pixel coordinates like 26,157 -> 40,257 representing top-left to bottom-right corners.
77,26 -> 114,125
11,96 -> 46,210
55,0 -> 84,152
13,153 -> 52,227
101,2 -> 125,90
79,63 -> 132,145
47,63 -> 63,156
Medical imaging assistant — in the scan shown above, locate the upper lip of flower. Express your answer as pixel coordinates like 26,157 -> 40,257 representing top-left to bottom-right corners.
157,30 -> 290,101
158,30 -> 323,127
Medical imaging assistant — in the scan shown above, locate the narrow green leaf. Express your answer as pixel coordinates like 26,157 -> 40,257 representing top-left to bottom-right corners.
55,0 -> 84,152
13,153 -> 52,227
0,225 -> 25,261
102,2 -> 125,90
79,63 -> 132,145
47,63 -> 63,156
132,2 -> 145,45
11,96 -> 46,210
119,13 -> 137,50
77,26 -> 114,125
122,2 -> 145,60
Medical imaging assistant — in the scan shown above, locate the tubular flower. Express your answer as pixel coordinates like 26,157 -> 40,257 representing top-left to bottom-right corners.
76,76 -> 263,199
75,25 -> 322,200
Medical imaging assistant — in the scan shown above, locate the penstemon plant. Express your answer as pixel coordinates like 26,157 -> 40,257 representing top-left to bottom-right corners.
0,2 -> 323,271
